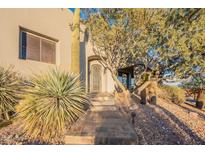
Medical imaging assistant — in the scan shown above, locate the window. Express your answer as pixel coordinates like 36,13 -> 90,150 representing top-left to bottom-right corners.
19,28 -> 57,64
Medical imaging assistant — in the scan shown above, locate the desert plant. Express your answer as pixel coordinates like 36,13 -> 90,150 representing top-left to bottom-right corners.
71,8 -> 80,75
16,68 -> 90,143
0,66 -> 22,120
161,85 -> 186,104
182,75 -> 205,101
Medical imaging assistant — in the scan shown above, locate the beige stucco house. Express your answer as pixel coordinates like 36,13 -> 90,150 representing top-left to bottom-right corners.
0,8 -> 115,93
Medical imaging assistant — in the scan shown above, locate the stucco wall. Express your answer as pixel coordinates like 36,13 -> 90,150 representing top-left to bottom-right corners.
84,37 -> 115,93
0,8 -> 73,76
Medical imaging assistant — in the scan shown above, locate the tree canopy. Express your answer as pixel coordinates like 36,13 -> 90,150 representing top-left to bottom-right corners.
82,8 -> 205,91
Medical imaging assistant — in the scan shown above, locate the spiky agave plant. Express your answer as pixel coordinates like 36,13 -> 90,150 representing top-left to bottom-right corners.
16,68 -> 89,143
0,66 -> 22,120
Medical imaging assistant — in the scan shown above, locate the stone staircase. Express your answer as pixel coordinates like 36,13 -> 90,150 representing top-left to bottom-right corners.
65,93 -> 137,144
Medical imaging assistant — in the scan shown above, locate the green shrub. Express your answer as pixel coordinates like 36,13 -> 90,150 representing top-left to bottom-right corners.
160,85 -> 186,104
0,66 -> 22,120
16,68 -> 90,143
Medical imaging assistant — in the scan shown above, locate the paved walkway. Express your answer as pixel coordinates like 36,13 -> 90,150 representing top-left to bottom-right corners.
65,93 -> 137,144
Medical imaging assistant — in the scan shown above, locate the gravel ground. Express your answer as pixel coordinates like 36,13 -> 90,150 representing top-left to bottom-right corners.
0,123 -> 29,145
157,98 -> 205,142
133,97 -> 205,144
0,123 -> 51,145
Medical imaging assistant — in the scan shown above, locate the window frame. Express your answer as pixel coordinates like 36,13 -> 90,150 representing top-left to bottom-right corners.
19,27 -> 58,64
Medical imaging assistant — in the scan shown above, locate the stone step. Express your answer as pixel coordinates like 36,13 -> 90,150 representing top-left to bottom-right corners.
91,105 -> 117,111
78,119 -> 130,126
65,93 -> 137,145
90,97 -> 113,102
94,136 -> 137,145
67,119 -> 135,137
92,100 -> 115,106
64,135 -> 136,145
86,111 -> 122,119
65,135 -> 95,145
89,92 -> 113,97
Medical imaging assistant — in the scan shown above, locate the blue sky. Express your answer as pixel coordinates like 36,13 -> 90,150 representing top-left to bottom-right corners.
68,8 -> 90,20
69,8 -> 75,12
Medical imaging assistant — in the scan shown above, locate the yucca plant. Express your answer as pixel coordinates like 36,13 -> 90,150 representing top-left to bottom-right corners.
0,66 -> 22,120
16,68 -> 90,143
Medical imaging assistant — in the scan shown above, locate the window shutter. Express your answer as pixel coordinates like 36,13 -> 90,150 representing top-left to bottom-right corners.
41,39 -> 56,64
19,31 -> 27,59
26,34 -> 40,61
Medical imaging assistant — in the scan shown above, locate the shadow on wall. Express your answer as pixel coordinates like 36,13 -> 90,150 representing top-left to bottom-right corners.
80,42 -> 86,82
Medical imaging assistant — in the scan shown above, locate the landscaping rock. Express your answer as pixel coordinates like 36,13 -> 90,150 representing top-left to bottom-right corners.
189,112 -> 199,119
196,101 -> 204,109
150,96 -> 157,105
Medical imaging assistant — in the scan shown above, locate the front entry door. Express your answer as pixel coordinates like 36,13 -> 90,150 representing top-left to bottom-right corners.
90,64 -> 102,92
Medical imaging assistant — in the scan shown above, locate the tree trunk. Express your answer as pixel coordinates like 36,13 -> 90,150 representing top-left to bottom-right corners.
111,72 -> 133,107
136,75 -> 158,105
111,73 -> 127,93
71,8 -> 80,75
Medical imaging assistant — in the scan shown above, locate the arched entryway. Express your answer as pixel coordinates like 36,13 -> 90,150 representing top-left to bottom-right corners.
90,64 -> 102,92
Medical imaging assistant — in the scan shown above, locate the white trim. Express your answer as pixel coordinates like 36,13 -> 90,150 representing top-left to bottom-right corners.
21,30 -> 57,43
